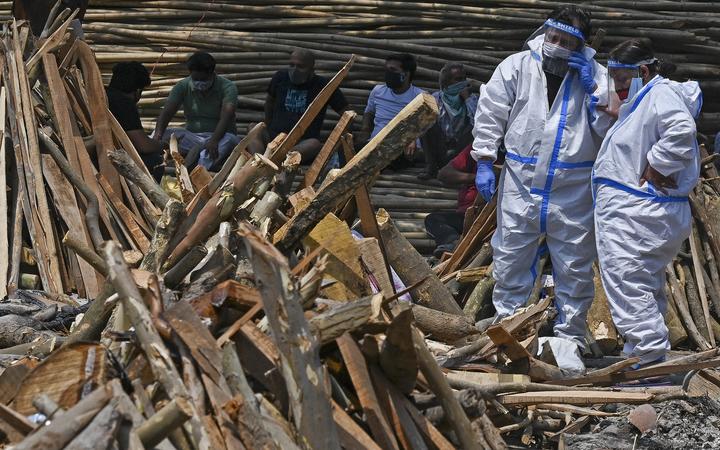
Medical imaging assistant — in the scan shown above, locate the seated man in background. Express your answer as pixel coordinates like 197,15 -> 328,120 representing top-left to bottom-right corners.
247,48 -> 349,163
421,62 -> 478,180
361,53 -> 427,170
425,144 -> 477,257
153,52 -> 239,171
106,61 -> 164,181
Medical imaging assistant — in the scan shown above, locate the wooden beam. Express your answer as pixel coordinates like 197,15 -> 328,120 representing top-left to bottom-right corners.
302,110 -> 356,189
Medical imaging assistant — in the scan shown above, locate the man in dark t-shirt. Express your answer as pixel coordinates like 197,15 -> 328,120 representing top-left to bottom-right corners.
247,48 -> 350,163
106,62 -> 164,180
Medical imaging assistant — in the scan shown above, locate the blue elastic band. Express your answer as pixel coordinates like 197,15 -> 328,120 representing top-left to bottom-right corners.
505,152 -> 537,165
593,177 -> 687,203
544,19 -> 585,41
608,60 -> 640,69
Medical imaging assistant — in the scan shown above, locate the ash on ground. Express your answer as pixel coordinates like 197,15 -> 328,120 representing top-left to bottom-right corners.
563,397 -> 720,450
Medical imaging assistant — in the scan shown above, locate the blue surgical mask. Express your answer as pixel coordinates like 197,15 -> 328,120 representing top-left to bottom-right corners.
443,80 -> 469,97
627,77 -> 644,101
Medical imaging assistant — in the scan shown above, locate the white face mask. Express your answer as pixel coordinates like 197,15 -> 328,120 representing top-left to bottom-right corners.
543,42 -> 573,60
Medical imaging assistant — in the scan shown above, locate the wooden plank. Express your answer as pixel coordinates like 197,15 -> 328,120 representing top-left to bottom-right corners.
190,165 -> 213,193
170,134 -> 196,204
332,400 -> 383,450
0,85 -> 8,299
302,110 -> 356,189
97,174 -> 151,253
498,391 -> 653,406
398,394 -> 455,450
41,155 -> 101,297
303,213 -> 370,298
486,324 -> 531,361
440,197 -> 497,277
270,55 -> 355,165
357,238 -> 394,298
447,370 -> 531,385
337,334 -> 399,450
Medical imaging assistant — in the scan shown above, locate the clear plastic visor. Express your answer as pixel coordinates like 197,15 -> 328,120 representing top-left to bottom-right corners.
543,27 -> 583,52
608,66 -> 640,94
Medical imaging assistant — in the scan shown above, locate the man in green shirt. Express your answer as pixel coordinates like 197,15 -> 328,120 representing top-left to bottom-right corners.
153,52 -> 239,170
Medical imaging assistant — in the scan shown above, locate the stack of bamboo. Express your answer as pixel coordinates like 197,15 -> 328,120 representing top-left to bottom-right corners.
4,0 -> 713,138
1,16 -> 720,450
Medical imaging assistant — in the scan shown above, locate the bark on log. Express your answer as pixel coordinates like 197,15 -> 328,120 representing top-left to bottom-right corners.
309,294 -> 383,344
376,208 -> 462,315
683,263 -> 712,344
666,264 -> 712,350
136,397 -> 193,448
139,199 -> 184,272
463,274 -> 495,321
587,265 -> 618,354
412,304 -> 480,343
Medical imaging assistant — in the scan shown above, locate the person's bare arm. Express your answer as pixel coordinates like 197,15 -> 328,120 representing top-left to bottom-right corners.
127,129 -> 164,155
438,162 -> 474,188
152,98 -> 181,140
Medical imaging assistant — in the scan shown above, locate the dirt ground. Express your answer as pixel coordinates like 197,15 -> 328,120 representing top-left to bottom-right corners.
563,397 -> 720,450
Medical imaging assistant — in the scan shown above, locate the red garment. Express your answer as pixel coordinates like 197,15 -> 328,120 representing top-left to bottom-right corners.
450,145 -> 478,213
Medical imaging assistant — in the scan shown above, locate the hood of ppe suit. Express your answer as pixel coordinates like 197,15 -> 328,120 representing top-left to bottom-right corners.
663,79 -> 703,119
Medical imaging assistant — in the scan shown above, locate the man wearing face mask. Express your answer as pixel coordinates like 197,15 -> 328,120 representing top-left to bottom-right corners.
106,62 -> 164,181
421,62 -> 479,180
471,6 -> 614,351
153,52 -> 239,171
247,48 -> 349,163
361,53 -> 427,169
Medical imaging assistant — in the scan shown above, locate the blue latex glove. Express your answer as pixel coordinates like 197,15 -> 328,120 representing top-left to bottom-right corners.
568,52 -> 595,95
475,160 -> 495,202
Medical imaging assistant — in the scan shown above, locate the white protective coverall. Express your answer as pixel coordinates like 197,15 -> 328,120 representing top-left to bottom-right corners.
593,75 -> 702,364
471,35 -> 613,345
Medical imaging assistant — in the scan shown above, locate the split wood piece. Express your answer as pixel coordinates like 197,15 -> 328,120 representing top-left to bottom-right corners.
139,199 -> 184,272
337,334 -> 399,450
12,383 -> 111,450
585,357 -> 640,378
0,86 -> 9,298
170,134 -> 196,204
690,191 -> 720,274
665,282 -> 689,347
412,304 -> 479,343
498,390 -> 653,406
689,224 -> 716,346
587,265 -> 618,354
42,155 -> 101,296
369,363 -> 428,450
189,279 -> 262,328
8,27 -> 63,293
207,123 -> 263,196
485,324 -> 564,381
270,55 -> 355,165
682,263 -> 713,345
101,241 -> 210,449
302,110 -> 356,189
221,342 -> 282,450
274,92 -> 438,251
377,208 -> 462,315
61,285 -> 115,346
411,326 -> 484,450
396,394 -> 455,450
357,237 -> 394,298
97,174 -> 151,253
166,153 -> 277,268
190,165 -> 212,193
25,10 -> 78,71
332,400 -> 383,450
380,307 -> 418,395
0,402 -> 35,437
547,415 -> 590,442
666,263 -> 711,350
439,196 -> 497,277
74,40 -> 122,195
108,147 -> 171,209
250,191 -> 282,226
303,213 -> 370,297
238,222 -> 340,449
309,293 -> 382,344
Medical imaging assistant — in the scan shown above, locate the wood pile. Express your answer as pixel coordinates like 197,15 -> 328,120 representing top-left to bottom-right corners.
0,13 -> 719,450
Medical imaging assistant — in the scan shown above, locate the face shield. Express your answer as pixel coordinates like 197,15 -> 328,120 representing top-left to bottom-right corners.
541,19 -> 585,77
607,58 -> 655,104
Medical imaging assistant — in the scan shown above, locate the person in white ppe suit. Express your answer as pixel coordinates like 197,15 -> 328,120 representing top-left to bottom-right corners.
472,6 -> 613,348
594,39 -> 702,367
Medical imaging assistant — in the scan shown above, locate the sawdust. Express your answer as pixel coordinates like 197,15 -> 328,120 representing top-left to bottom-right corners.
564,397 -> 720,450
